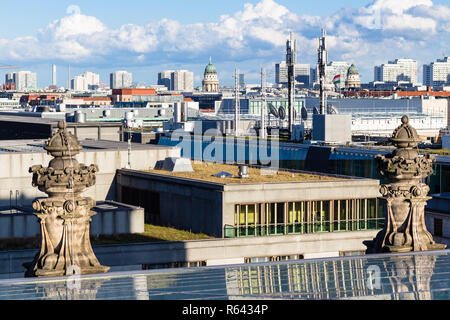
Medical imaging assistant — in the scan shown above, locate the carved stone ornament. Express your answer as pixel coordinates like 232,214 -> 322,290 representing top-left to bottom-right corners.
25,121 -> 109,277
366,116 -> 446,253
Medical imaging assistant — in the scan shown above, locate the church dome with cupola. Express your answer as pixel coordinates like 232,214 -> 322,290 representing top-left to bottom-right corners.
202,57 -> 219,92
345,63 -> 361,89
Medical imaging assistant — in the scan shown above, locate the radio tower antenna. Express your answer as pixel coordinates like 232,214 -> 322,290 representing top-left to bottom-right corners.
318,29 -> 328,115
286,31 -> 296,135
233,68 -> 240,137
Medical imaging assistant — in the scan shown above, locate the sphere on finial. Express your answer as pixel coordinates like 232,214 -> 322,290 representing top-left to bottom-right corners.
401,115 -> 409,125
58,120 -> 67,130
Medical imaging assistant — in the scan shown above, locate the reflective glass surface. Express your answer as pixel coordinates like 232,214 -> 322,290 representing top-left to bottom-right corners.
0,250 -> 449,300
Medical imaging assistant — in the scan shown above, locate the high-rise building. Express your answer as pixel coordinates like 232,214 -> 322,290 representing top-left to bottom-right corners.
5,71 -> 37,91
52,64 -> 56,87
239,74 -> 245,89
311,61 -> 351,89
158,70 -> 194,91
71,75 -> 87,91
71,72 -> 100,91
275,62 -> 311,88
374,59 -> 418,85
110,71 -> 133,89
423,57 -> 450,87
171,70 -> 194,92
82,71 -> 100,90
326,61 -> 350,89
157,70 -> 173,90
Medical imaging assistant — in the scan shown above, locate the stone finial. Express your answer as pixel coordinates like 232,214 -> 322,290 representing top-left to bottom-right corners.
26,122 -> 109,277
366,116 -> 446,253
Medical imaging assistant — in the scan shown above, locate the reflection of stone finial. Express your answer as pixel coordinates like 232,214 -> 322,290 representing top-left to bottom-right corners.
366,116 -> 446,253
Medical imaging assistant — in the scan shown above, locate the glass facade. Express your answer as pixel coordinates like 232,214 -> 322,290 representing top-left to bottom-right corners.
233,259 -> 371,299
0,251 -> 447,300
225,198 -> 384,238
248,100 -> 304,116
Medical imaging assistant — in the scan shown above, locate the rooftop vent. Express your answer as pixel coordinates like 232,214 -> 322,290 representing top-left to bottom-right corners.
238,165 -> 249,179
214,171 -> 233,178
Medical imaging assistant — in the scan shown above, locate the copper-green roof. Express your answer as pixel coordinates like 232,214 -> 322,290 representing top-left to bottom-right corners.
204,57 -> 217,74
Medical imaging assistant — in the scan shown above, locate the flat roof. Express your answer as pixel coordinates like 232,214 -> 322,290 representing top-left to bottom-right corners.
0,113 -> 122,127
0,139 -> 176,154
0,250 -> 448,300
147,162 -> 343,184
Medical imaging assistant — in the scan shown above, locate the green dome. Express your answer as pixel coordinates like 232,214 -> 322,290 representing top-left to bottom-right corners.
347,63 -> 359,75
204,57 -> 217,74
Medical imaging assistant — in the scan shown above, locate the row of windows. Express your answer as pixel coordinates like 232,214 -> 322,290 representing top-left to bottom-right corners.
227,199 -> 384,238
232,259 -> 376,298
244,255 -> 304,264
142,261 -> 206,270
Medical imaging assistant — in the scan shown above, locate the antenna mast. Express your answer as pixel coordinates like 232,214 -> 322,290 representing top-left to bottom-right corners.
318,29 -> 327,115
234,68 -> 240,136
260,68 -> 266,139
286,32 -> 296,135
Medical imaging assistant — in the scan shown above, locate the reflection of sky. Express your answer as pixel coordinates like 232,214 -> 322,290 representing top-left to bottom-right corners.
0,250 -> 449,300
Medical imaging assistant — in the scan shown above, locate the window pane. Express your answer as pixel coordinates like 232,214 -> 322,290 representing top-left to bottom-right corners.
240,205 -> 246,225
368,199 -> 377,219
288,202 -> 294,224
277,203 -> 284,224
334,200 -> 339,221
322,201 -> 330,222
248,204 -> 256,225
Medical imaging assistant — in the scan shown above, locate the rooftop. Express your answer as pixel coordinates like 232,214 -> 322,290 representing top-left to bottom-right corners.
0,139 -> 176,154
147,162 -> 342,184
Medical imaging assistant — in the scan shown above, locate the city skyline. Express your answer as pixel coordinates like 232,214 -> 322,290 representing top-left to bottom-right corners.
0,0 -> 449,87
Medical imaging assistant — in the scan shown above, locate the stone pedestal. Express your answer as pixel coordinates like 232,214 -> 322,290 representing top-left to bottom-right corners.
366,116 -> 446,253
25,121 -> 109,277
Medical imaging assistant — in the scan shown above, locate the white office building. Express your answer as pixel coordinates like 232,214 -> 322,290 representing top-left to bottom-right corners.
172,70 -> 194,92
110,71 -> 133,89
326,61 -> 351,89
71,75 -> 87,91
423,57 -> 450,87
83,71 -> 100,90
311,61 -> 350,89
6,71 -> 37,91
275,62 -> 310,88
158,70 -> 194,92
374,59 -> 418,85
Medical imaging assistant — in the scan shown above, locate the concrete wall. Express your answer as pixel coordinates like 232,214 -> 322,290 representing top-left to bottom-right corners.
116,170 -> 224,236
425,212 -> 450,248
0,202 -> 145,239
0,229 -> 379,277
0,146 -> 180,208
91,202 -> 145,235
312,114 -> 352,143
0,213 -> 40,238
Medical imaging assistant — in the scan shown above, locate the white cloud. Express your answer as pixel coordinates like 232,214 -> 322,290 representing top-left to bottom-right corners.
0,0 -> 448,84
40,14 -> 106,40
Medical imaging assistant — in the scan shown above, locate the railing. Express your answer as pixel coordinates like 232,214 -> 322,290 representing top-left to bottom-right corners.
224,218 -> 385,238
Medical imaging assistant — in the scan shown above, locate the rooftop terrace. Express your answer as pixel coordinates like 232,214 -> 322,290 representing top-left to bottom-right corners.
147,162 -> 342,184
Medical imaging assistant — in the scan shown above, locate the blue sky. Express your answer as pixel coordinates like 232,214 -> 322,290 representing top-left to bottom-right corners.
0,0 -> 449,87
